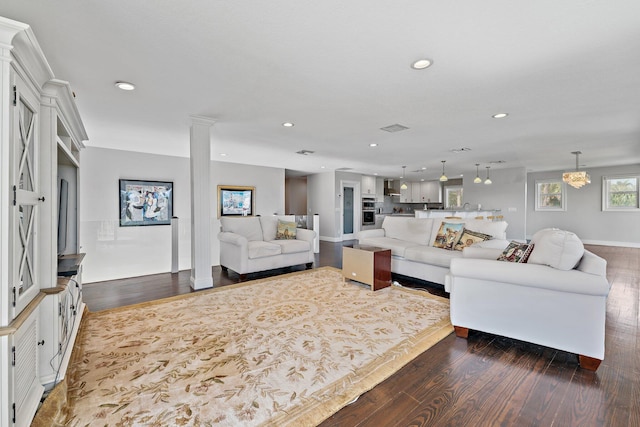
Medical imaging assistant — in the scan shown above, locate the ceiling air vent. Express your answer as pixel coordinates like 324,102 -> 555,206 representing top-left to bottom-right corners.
296,150 -> 315,155
380,124 -> 409,133
489,160 -> 506,164
451,147 -> 472,153
335,167 -> 353,171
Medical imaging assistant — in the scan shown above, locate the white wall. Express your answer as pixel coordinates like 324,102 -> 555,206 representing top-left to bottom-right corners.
463,167 -> 527,241
307,172 -> 336,241
527,164 -> 640,246
80,147 -> 285,283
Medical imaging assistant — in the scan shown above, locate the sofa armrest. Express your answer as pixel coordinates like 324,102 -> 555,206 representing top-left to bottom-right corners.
449,258 -> 610,296
218,231 -> 248,247
295,228 -> 316,245
356,229 -> 385,240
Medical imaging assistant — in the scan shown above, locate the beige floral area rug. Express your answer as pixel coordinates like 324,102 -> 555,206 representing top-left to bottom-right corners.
61,267 -> 452,426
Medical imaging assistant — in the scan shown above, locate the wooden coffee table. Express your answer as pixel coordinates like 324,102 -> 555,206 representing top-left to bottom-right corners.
342,245 -> 392,291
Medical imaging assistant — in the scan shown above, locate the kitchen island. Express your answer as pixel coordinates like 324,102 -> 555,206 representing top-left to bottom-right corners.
414,209 -> 501,219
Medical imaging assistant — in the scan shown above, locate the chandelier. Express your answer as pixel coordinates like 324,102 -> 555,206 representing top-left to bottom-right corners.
562,151 -> 591,189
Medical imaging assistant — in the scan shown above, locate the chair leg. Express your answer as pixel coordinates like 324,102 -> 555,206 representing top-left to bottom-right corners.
454,326 -> 469,338
578,355 -> 602,371
239,274 -> 247,281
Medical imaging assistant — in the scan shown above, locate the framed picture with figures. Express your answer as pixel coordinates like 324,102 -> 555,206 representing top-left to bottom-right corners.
119,179 -> 173,226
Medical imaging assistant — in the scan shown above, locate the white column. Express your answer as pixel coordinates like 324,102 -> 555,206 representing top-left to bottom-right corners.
189,116 -> 215,290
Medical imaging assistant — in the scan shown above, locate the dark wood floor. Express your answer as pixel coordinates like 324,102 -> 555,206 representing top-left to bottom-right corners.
82,242 -> 639,427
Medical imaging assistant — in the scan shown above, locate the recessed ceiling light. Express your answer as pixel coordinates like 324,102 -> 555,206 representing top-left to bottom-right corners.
492,113 -> 508,119
115,81 -> 135,91
411,59 -> 433,70
320,166 -> 325,169
369,143 -> 378,147
282,122 -> 294,127
220,153 -> 227,157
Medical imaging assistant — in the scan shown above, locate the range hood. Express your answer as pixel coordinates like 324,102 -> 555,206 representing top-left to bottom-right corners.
384,179 -> 401,196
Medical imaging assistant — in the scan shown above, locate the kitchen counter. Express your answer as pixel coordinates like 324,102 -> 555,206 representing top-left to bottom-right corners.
414,209 -> 501,219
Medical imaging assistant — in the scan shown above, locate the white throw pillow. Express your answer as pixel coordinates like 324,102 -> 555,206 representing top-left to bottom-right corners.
528,228 -> 584,270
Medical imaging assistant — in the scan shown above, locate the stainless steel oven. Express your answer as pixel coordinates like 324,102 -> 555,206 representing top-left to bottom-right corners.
362,210 -> 375,225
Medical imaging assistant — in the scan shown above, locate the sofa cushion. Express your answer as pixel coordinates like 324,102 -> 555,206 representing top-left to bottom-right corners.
259,216 -> 278,241
454,229 -> 492,251
382,217 -> 433,245
433,222 -> 465,250
528,228 -> 585,270
269,239 -> 310,254
463,219 -> 508,240
276,220 -> 297,240
405,245 -> 464,268
220,217 -> 264,241
356,236 -> 421,257
497,241 -> 535,263
248,240 -> 282,259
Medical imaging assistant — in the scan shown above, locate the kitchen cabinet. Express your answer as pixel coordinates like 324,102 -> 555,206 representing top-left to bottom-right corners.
420,181 -> 441,203
375,177 -> 384,202
399,182 -> 412,202
411,183 -> 421,203
361,175 -> 376,196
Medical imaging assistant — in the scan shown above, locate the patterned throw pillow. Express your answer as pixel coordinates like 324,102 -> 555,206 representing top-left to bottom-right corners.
454,228 -> 493,251
497,241 -> 535,263
433,222 -> 465,250
276,220 -> 297,240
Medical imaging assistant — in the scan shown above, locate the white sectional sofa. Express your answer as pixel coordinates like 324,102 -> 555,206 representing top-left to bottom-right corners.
218,216 -> 316,280
356,216 -> 510,285
445,228 -> 610,370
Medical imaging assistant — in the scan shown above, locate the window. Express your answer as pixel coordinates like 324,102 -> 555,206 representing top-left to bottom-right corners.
603,175 -> 639,211
535,179 -> 566,211
445,186 -> 463,208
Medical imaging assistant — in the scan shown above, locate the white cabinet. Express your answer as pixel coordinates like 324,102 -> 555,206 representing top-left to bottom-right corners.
411,184 -> 421,203
375,177 -> 384,202
399,182 -> 412,203
0,17 -> 87,426
420,181 -> 441,203
361,175 -> 376,196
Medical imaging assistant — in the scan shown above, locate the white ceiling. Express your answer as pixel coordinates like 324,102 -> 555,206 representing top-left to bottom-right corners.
4,1 -> 640,180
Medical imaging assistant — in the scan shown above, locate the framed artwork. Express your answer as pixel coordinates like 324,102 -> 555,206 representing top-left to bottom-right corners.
218,185 -> 255,217
119,179 -> 173,226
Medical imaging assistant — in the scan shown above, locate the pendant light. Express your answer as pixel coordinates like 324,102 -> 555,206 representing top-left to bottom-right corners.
484,166 -> 492,185
562,151 -> 591,189
400,166 -> 408,190
474,163 -> 482,184
439,160 -> 448,182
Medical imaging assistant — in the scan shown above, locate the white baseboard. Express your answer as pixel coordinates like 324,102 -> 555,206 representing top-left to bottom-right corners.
581,240 -> 640,248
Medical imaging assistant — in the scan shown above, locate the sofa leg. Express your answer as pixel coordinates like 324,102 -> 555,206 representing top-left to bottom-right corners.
305,262 -> 313,269
454,326 -> 469,338
239,274 -> 247,282
578,355 -> 602,371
